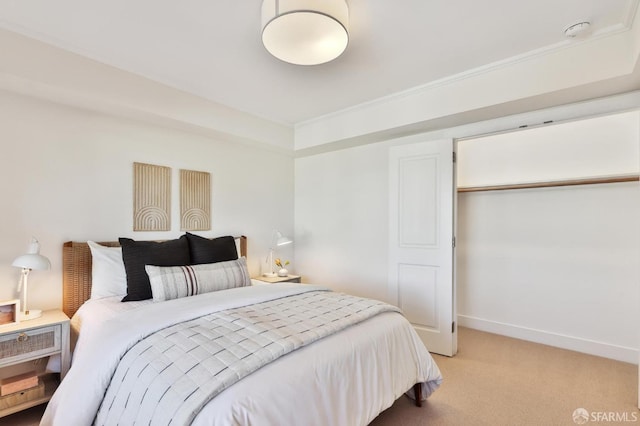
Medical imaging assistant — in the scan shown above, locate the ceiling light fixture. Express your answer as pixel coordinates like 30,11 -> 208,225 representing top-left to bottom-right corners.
261,0 -> 349,66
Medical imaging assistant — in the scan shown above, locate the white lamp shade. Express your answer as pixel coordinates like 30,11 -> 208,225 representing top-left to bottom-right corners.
12,253 -> 50,271
273,230 -> 293,247
262,0 -> 349,65
276,235 -> 293,246
12,238 -> 50,270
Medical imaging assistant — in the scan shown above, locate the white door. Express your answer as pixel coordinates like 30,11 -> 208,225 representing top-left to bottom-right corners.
388,138 -> 456,356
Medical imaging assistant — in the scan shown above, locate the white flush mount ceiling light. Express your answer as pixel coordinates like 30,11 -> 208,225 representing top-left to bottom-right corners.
261,0 -> 349,66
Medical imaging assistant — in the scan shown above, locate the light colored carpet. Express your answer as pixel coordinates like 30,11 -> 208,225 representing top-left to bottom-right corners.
371,327 -> 638,426
1,327 -> 637,426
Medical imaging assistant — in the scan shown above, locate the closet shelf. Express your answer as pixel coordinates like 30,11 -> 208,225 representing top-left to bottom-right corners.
457,174 -> 639,193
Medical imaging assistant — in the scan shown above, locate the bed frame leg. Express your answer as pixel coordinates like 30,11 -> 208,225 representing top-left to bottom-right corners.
413,383 -> 423,407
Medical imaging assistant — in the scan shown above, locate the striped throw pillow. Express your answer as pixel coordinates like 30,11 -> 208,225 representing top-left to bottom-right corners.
145,258 -> 251,302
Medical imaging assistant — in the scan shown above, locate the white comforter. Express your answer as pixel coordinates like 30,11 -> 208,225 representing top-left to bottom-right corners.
42,284 -> 442,426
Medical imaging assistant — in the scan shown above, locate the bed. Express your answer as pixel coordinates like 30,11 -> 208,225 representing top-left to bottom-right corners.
41,235 -> 442,426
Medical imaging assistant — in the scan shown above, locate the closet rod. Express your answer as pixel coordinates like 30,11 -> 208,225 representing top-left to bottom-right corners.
457,174 -> 639,193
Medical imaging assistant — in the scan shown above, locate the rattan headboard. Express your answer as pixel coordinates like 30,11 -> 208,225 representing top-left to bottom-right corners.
62,236 -> 248,318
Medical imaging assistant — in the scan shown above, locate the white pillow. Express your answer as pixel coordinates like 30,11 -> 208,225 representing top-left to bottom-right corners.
88,241 -> 127,299
145,258 -> 251,302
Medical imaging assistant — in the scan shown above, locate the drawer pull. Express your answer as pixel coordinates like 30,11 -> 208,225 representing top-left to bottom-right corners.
16,333 -> 28,343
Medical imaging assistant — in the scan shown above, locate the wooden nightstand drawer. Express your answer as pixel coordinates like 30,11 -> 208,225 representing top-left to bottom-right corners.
0,325 -> 61,366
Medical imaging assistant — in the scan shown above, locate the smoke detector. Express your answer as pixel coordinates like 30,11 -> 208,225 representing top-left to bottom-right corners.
564,21 -> 591,38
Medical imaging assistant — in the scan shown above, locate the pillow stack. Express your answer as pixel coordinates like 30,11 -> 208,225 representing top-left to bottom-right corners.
89,233 -> 249,302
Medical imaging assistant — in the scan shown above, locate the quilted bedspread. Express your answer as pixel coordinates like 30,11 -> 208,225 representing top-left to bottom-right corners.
41,284 -> 436,426
95,291 -> 400,425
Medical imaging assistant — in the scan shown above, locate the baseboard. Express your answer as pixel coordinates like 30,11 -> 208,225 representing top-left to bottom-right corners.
458,314 -> 638,364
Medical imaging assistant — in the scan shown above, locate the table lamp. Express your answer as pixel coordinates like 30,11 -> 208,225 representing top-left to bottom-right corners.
12,237 -> 50,321
263,230 -> 292,278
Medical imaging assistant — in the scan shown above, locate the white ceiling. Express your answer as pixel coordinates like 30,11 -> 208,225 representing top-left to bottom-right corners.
0,0 -> 637,125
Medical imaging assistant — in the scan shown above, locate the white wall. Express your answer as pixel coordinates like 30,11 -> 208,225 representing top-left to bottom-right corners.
295,109 -> 640,363
457,183 -> 640,362
0,90 -> 295,311
458,111 -> 640,187
295,140 -> 392,302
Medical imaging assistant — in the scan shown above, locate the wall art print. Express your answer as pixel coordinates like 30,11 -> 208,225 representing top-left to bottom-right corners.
133,162 -> 171,231
180,169 -> 211,231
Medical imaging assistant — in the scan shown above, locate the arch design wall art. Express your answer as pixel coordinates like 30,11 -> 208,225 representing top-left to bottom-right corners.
133,162 -> 171,231
180,169 -> 211,231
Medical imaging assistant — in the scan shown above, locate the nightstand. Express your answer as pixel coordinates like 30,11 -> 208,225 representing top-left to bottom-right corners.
0,310 -> 70,417
252,274 -> 302,284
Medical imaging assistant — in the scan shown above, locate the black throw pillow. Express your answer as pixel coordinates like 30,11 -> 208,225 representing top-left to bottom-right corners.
185,233 -> 238,265
119,235 -> 190,301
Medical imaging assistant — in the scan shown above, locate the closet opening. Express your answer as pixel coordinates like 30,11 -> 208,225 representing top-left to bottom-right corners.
453,110 -> 640,364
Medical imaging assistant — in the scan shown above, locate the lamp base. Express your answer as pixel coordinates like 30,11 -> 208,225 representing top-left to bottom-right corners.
20,309 -> 42,321
262,272 -> 277,278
